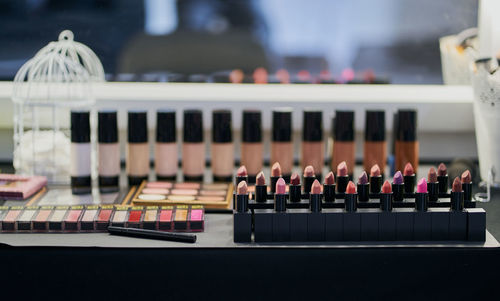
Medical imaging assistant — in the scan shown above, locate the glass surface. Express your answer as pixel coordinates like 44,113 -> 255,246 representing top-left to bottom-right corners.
0,0 -> 477,84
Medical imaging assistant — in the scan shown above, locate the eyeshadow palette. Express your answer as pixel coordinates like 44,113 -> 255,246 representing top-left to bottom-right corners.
0,205 -> 204,233
0,174 -> 47,200
130,181 -> 233,210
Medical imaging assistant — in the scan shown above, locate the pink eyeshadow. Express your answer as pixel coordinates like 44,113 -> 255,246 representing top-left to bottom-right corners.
146,182 -> 173,189
190,209 -> 203,221
142,188 -> 169,194
174,183 -> 200,189
196,196 -> 225,201
171,189 -> 198,196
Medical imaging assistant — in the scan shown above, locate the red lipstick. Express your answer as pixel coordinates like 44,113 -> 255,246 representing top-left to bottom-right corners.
255,171 -> 267,203
274,178 -> 287,212
289,172 -> 302,203
380,180 -> 393,211
403,162 -> 416,193
309,179 -> 322,212
369,164 -> 382,193
331,111 -> 355,179
344,181 -> 357,212
336,161 -> 349,193
323,171 -> 336,202
451,177 -> 464,211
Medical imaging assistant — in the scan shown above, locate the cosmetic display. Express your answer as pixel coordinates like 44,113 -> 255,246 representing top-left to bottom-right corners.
331,111 -> 355,178
211,110 -> 234,182
183,110 -> 205,181
155,109 -> 177,181
127,110 -> 149,186
98,110 -> 120,192
70,111 -> 92,194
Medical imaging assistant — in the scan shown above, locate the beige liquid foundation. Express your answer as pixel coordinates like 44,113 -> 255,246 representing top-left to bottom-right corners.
271,108 -> 293,182
240,110 -> 262,184
155,109 -> 177,181
182,110 -> 205,181
98,110 -> 120,192
211,110 -> 234,182
70,111 -> 91,194
301,110 -> 324,181
127,110 -> 149,186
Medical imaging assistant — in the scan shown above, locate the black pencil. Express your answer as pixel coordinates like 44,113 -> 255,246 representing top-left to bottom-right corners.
108,226 -> 197,243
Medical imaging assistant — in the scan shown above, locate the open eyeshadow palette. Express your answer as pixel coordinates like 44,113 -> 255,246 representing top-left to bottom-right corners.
130,181 -> 233,210
0,204 -> 204,233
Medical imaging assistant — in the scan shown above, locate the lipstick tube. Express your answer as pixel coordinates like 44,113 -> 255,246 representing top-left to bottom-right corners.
182,110 -> 204,182
462,182 -> 472,203
155,109 -> 177,181
437,175 -> 449,193
357,183 -> 369,202
404,175 -> 415,193
255,184 -> 268,203
380,192 -> 393,211
127,110 -> 149,186
71,111 -> 91,194
303,176 -> 315,194
275,192 -> 287,212
309,193 -> 322,212
451,191 -> 464,211
364,111 -> 387,174
98,110 -> 119,192
331,111 -> 355,178
337,176 -> 349,193
427,182 -> 439,202
392,183 -> 404,202
236,192 -> 249,213
212,110 -> 234,182
415,193 -> 428,211
301,110 -> 324,180
270,176 -> 279,194
345,193 -> 357,212
289,184 -> 302,203
395,110 -> 419,173
369,175 -> 382,193
241,110 -> 263,184
235,175 -> 248,187
323,183 -> 335,202
271,108 -> 293,180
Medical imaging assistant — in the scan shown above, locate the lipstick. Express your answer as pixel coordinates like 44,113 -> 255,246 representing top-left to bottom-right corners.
302,110 -> 324,180
236,165 -> 248,187
323,171 -> 336,202
183,110 -> 204,181
271,108 -> 293,181
331,111 -> 355,178
415,178 -> 428,211
241,110 -> 263,184
234,181 -> 251,243
303,165 -> 316,194
253,67 -> 268,84
127,110 -> 149,186
392,171 -> 404,202
255,171 -> 268,203
345,181 -> 357,212
336,161 -> 349,193
236,181 -> 249,213
451,177 -> 464,211
270,162 -> 282,194
403,163 -> 416,193
155,109 -> 177,181
437,163 -> 448,193
461,170 -> 472,203
369,164 -> 382,193
309,179 -> 322,212
212,110 -> 234,182
274,178 -> 287,212
364,111 -> 387,175
395,110 -> 419,173
98,110 -> 119,192
71,111 -> 91,194
357,171 -> 369,202
289,172 -> 302,203
427,167 -> 439,202
380,180 -> 393,211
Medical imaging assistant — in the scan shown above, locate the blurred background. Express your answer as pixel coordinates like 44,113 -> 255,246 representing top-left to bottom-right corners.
0,0 -> 477,84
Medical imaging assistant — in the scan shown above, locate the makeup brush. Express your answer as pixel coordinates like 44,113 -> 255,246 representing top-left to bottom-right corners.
323,171 -> 336,202
357,171 -> 369,202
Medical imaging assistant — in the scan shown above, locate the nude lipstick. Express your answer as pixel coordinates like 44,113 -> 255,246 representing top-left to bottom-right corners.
183,110 -> 204,181
127,110 -> 149,186
274,177 -> 287,212
369,164 -> 382,193
403,162 -> 416,193
71,111 -> 91,194
212,110 -> 234,182
236,181 -> 249,213
303,165 -> 316,194
320,171 -> 334,203
395,110 -> 419,173
427,167 -> 439,202
98,110 -> 119,192
392,171 -> 404,202
155,109 -> 177,181
233,180 -> 252,242
270,162 -> 282,194
332,111 -> 355,178
241,110 -> 263,184
336,161 -> 349,193
255,171 -> 267,203
271,108 -> 293,181
380,180 -> 393,211
451,177 -> 464,211
236,165 -> 248,186
289,172 -> 302,203
357,171 -> 369,202
345,181 -> 357,212
461,170 -> 472,203
302,110 -> 324,180
309,179 -> 322,212
437,163 -> 449,193
415,178 -> 428,211
364,111 -> 386,175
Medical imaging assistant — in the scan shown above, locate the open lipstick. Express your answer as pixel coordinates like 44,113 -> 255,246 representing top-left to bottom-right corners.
415,178 -> 428,211
369,164 -> 382,193
255,171 -> 268,203
241,110 -> 263,184
345,181 -> 357,212
302,110 -> 324,181
403,162 -> 416,193
303,165 -> 316,194
392,171 -> 404,202
451,177 -> 464,211
331,111 -> 355,178
437,163 -> 448,193
236,181 -> 249,213
395,110 -> 419,173
323,171 -> 335,202
274,177 -> 287,212
309,179 -> 322,212
461,170 -> 472,203
271,108 -> 293,181
236,165 -> 248,187
357,171 -> 369,202
270,162 -> 282,194
336,161 -> 349,193
289,172 -> 302,203
427,167 -> 439,202
364,111 -> 387,175
380,180 -> 393,211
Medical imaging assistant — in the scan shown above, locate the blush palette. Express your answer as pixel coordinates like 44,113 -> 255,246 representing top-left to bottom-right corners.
130,181 -> 233,210
0,204 -> 204,233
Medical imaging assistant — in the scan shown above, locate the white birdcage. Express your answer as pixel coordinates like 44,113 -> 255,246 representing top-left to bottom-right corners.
12,30 -> 104,184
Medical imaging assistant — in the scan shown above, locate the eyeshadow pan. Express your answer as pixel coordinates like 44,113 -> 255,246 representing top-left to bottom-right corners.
196,196 -> 225,202
80,209 -> 98,231
167,195 -> 195,202
111,210 -> 128,227
174,208 -> 188,230
142,208 -> 158,230
127,209 -> 143,228
96,208 -> 113,231
17,209 -> 37,231
32,208 -> 53,231
138,194 -> 166,201
200,190 -> 226,196
64,209 -> 83,231
189,207 -> 204,231
159,208 -> 173,230
171,189 -> 198,196
2,210 -> 21,231
49,207 -> 68,231
142,188 -> 169,194
174,183 -> 200,190
146,182 -> 173,189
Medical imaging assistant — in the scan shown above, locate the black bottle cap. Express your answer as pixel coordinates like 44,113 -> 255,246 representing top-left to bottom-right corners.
71,111 -> 90,143
396,110 -> 417,141
128,110 -> 148,143
303,110 -> 323,141
332,110 -> 354,141
272,108 -> 292,142
365,110 -> 385,142
98,110 -> 118,143
183,109 -> 203,142
156,109 -> 176,143
242,110 -> 262,142
212,110 -> 232,143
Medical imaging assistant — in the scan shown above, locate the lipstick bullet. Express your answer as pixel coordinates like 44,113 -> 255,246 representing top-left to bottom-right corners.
415,178 -> 428,211
427,167 -> 439,202
323,171 -> 336,202
289,173 -> 302,203
403,162 -> 416,193
336,161 -> 349,193
451,177 -> 464,211
255,171 -> 268,203
437,163 -> 449,193
357,171 -> 369,202
345,181 -> 357,212
303,165 -> 316,194
369,164 -> 382,193
270,162 -> 282,194
461,170 -> 473,204
364,111 -> 387,174
380,180 -> 393,211
235,165 -> 248,187
392,171 -> 404,202
274,178 -> 287,212
309,179 -> 323,212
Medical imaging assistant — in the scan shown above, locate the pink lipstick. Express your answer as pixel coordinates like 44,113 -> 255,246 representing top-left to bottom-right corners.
309,179 -> 322,212
336,161 -> 349,193
415,178 -> 428,211
380,180 -> 393,211
270,162 -> 282,194
236,165 -> 248,187
274,178 -> 287,212
323,171 -> 336,202
403,162 -> 416,193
